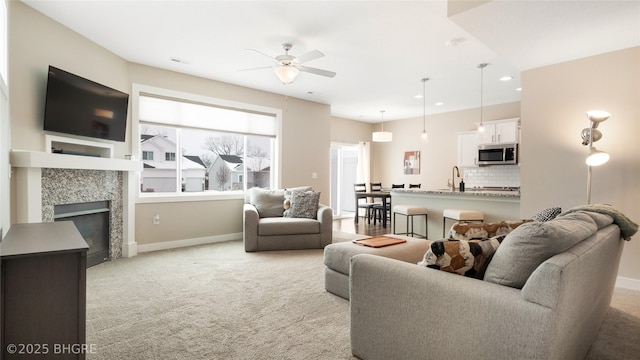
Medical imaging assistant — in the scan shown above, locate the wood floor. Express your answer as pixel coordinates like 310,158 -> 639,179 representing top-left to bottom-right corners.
333,215 -> 392,237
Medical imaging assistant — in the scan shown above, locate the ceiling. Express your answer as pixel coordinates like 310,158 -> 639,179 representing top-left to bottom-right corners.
21,1 -> 640,123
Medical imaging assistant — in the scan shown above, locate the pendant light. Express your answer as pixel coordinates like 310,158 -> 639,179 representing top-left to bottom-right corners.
372,110 -> 392,142
477,63 -> 488,134
421,78 -> 429,141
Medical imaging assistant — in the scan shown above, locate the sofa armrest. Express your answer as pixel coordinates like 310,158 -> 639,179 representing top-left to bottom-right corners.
243,203 -> 259,252
350,254 -> 553,360
317,204 -> 333,247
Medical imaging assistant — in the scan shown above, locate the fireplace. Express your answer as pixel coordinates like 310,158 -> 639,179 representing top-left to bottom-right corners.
41,168 -> 124,260
54,201 -> 110,267
10,147 -> 142,258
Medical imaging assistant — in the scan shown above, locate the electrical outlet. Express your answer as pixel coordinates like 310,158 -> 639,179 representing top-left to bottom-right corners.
153,214 -> 160,225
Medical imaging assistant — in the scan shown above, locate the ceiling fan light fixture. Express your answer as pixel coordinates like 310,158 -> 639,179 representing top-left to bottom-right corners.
274,65 -> 300,84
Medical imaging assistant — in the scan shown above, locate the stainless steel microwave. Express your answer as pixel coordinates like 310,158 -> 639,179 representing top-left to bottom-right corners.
477,143 -> 518,166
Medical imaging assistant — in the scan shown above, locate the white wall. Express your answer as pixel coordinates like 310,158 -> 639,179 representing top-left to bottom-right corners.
0,0 -> 7,236
521,46 -> 640,284
371,102 -> 520,190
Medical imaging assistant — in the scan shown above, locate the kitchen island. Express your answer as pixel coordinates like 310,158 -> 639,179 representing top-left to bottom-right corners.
390,189 -> 521,240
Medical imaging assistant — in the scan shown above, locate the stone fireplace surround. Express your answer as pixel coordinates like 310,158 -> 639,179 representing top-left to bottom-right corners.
10,147 -> 142,258
42,168 -> 123,259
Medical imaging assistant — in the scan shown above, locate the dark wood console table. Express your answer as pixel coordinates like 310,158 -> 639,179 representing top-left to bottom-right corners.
1,221 -> 89,359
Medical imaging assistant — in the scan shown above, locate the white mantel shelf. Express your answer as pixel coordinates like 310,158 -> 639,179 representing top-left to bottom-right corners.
10,150 -> 142,172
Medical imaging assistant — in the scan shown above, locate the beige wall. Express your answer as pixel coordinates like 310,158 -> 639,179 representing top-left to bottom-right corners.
9,2 -> 331,246
330,115 -> 373,145
521,46 -> 640,282
371,102 -> 520,190
8,1 -> 131,156
131,64 -> 331,244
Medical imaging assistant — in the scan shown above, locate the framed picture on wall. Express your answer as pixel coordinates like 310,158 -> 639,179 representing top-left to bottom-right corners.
404,151 -> 420,175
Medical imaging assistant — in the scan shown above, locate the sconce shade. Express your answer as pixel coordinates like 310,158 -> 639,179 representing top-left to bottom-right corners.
586,147 -> 610,166
586,110 -> 611,123
372,131 -> 393,142
274,65 -> 300,84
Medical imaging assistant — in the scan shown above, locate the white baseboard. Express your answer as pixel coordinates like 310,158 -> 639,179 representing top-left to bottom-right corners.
615,276 -> 640,291
137,232 -> 243,253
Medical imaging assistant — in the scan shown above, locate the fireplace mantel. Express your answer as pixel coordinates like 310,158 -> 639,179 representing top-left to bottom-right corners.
10,150 -> 142,172
10,149 -> 140,258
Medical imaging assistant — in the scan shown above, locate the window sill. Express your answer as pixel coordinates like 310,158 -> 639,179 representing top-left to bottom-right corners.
137,191 -> 246,204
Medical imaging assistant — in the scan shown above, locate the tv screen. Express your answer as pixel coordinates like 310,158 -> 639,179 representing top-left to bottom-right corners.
43,66 -> 129,142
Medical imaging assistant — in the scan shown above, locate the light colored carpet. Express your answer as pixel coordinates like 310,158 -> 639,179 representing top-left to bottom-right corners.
86,232 -> 640,359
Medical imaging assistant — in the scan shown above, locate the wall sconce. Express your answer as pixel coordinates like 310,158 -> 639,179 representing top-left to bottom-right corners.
582,110 -> 610,204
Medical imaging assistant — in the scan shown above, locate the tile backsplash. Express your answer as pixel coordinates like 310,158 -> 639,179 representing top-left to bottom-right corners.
461,165 -> 520,188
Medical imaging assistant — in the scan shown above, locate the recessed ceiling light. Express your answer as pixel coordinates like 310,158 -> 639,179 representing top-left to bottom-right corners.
414,94 -> 423,99
500,76 -> 513,81
516,88 -> 522,92
435,102 -> 444,106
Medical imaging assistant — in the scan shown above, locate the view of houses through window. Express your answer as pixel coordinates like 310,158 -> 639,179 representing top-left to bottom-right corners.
138,94 -> 275,194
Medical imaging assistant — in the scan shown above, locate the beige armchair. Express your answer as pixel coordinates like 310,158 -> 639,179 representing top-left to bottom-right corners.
243,187 -> 332,252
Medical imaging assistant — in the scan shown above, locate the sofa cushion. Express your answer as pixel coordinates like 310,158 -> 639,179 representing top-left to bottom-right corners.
448,220 -> 530,240
484,211 -> 598,288
258,217 -> 320,236
531,206 -> 562,222
250,188 -> 285,218
417,236 -> 504,279
285,190 -> 320,219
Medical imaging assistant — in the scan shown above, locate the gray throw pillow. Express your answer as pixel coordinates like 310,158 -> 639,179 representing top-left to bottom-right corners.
285,190 -> 320,219
531,207 -> 562,222
483,211 -> 598,289
249,188 -> 285,218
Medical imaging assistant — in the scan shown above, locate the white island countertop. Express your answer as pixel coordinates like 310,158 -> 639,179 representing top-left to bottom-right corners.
390,189 -> 521,240
391,188 -> 520,199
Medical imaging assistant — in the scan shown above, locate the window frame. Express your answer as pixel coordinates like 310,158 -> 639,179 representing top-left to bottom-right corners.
132,84 -> 282,204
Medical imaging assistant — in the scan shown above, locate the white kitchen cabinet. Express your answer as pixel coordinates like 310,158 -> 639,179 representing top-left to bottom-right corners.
478,118 -> 520,144
458,131 -> 480,167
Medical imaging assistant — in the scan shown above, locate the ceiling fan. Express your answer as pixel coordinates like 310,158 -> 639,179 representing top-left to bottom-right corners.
241,43 -> 336,84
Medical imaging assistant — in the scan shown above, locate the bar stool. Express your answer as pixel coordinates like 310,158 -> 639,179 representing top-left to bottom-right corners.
393,205 -> 428,239
442,209 -> 484,237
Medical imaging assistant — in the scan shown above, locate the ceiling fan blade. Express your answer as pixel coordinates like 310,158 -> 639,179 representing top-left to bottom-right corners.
244,48 -> 277,62
295,50 -> 324,64
237,66 -> 273,72
300,66 -> 336,78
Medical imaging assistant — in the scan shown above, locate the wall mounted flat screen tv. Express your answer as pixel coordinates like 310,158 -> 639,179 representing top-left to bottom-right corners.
43,66 -> 129,142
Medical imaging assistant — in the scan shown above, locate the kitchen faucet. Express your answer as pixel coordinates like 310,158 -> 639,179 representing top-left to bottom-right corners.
447,165 -> 460,192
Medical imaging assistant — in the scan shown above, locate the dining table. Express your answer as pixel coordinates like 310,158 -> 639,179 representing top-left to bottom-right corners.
354,191 -> 391,228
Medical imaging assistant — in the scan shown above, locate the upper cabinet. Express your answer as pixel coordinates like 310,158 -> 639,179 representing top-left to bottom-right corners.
458,131 -> 481,167
478,118 -> 520,144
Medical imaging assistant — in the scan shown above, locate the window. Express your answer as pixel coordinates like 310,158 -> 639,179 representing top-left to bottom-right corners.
135,88 -> 279,196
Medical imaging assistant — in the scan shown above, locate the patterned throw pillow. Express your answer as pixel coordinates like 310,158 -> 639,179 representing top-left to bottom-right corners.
531,207 -> 562,222
418,236 -> 505,279
448,220 -> 530,240
283,186 -> 313,216
285,190 -> 320,219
